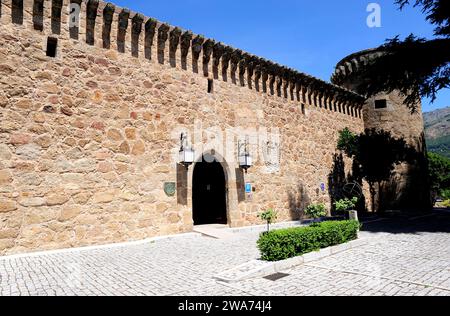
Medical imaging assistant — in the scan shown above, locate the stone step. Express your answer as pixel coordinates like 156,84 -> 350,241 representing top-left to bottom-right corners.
193,224 -> 236,239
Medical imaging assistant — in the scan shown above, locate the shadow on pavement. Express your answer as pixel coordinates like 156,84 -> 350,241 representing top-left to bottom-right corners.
360,208 -> 450,235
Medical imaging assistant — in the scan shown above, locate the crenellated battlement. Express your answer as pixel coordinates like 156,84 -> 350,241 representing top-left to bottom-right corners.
1,0 -> 365,118
331,48 -> 385,86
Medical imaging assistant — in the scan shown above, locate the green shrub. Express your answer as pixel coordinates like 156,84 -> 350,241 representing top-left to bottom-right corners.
440,189 -> 450,200
442,200 -> 450,208
334,197 -> 358,212
304,203 -> 327,219
257,220 -> 360,261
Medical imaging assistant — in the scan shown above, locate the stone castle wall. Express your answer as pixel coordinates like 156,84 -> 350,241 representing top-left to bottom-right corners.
0,0 -> 365,255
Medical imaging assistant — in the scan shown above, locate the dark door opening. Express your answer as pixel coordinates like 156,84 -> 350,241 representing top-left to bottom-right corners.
192,157 -> 227,225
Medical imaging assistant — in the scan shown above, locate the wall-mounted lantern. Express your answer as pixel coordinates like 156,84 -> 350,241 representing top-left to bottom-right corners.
238,138 -> 252,173
179,133 -> 194,169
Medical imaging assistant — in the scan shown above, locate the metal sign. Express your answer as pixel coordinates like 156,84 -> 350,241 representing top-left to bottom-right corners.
320,183 -> 326,192
245,183 -> 252,194
164,182 -> 176,197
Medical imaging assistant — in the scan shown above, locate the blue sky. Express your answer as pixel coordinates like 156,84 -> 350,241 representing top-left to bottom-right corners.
112,0 -> 448,112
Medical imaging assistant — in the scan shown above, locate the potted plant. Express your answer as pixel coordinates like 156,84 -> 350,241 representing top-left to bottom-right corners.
334,197 -> 359,220
304,203 -> 327,223
258,209 -> 278,232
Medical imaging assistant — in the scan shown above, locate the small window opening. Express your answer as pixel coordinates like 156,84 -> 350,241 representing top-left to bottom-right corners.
46,37 -> 58,57
375,99 -> 387,109
301,103 -> 305,115
207,79 -> 214,94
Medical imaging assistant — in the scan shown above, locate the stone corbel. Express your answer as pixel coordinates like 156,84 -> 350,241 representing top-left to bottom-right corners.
33,0 -> 44,31
246,56 -> 256,89
212,42 -> 225,80
325,93 -> 332,110
117,8 -> 130,53
191,35 -> 205,74
144,18 -> 157,60
238,53 -> 249,87
102,3 -> 115,48
230,49 -> 242,85
294,78 -> 302,102
261,63 -> 269,93
180,31 -> 193,70
157,23 -> 170,64
85,0 -> 98,45
254,62 -> 262,92
51,0 -> 64,35
268,71 -> 276,96
169,27 -> 181,67
220,47 -> 233,82
12,0 -> 24,25
275,73 -> 283,97
131,14 -> 144,57
202,39 -> 215,77
281,68 -> 291,99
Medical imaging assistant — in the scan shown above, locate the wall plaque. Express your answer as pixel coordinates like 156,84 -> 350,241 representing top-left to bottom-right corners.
164,182 -> 176,197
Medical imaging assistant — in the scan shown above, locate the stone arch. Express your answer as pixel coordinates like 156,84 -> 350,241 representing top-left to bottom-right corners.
187,151 -> 239,226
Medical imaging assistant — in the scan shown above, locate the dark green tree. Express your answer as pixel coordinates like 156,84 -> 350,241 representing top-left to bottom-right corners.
427,152 -> 450,200
348,0 -> 450,111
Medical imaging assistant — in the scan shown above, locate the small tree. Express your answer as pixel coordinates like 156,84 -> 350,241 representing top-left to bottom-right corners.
304,203 -> 327,221
258,209 -> 278,232
337,128 -> 358,157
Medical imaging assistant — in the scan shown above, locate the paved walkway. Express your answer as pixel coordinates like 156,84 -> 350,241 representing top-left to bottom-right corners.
1,210 -> 450,296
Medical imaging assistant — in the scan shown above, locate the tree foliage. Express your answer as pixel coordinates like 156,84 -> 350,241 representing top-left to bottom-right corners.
337,128 -> 358,156
427,152 -> 450,198
334,197 -> 359,212
350,0 -> 450,111
337,128 -> 417,211
397,0 -> 449,37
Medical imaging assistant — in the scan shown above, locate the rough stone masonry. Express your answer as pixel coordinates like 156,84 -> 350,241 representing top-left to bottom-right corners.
0,0 -> 426,255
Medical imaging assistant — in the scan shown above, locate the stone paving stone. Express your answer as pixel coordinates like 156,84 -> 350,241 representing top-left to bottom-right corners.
0,213 -> 449,296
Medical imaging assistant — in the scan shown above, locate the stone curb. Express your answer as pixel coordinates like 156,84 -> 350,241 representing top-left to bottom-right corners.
214,238 -> 368,283
0,232 -> 203,260
229,221 -> 305,234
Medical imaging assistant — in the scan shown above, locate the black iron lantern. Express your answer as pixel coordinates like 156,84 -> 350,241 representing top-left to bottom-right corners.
238,138 -> 252,173
179,133 -> 194,168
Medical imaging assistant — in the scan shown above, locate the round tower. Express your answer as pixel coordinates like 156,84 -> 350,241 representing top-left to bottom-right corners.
331,48 -> 431,212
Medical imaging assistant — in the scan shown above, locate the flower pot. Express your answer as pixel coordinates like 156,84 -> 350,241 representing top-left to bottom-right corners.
348,210 -> 358,221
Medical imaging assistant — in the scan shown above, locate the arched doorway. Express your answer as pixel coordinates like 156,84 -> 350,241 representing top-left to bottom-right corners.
192,155 -> 227,225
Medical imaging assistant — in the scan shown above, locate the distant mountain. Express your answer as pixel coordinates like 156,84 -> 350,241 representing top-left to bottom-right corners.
424,107 -> 450,158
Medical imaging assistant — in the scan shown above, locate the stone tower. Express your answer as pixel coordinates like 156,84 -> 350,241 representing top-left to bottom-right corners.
332,48 -> 431,212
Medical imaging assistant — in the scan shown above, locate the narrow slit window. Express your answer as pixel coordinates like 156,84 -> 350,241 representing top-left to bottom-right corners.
46,37 -> 58,57
301,103 -> 305,115
208,79 -> 214,94
375,99 -> 387,109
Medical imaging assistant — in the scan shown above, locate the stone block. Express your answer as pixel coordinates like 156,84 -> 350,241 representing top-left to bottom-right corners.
0,199 -> 17,213
0,169 -> 12,184
59,206 -> 81,221
46,193 -> 70,206
93,190 -> 116,204
18,197 -> 46,207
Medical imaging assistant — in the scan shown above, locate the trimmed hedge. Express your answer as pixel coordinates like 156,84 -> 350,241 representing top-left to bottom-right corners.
257,220 -> 360,261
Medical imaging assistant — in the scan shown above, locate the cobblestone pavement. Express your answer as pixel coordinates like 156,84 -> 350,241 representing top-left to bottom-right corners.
1,210 -> 450,296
